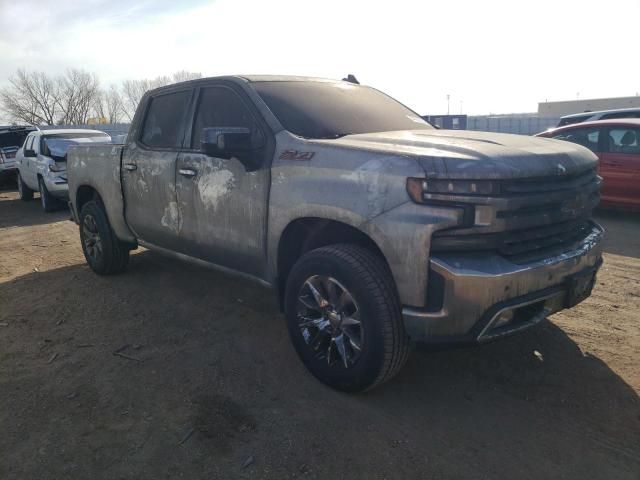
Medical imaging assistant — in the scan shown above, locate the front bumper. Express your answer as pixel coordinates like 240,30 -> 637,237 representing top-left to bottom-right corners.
43,172 -> 69,198
403,222 -> 603,345
0,161 -> 17,176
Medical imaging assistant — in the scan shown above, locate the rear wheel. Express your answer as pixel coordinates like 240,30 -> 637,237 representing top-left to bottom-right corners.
38,177 -> 57,212
17,173 -> 34,201
79,200 -> 129,275
284,244 -> 410,392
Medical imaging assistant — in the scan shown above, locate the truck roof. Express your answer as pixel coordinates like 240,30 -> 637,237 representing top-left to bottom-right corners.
37,128 -> 110,136
146,75 -> 345,96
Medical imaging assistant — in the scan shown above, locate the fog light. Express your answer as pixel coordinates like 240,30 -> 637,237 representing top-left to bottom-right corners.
493,310 -> 514,329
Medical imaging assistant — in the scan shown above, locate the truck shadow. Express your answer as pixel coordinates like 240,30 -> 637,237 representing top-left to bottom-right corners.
0,191 -> 69,228
1,250 -> 638,479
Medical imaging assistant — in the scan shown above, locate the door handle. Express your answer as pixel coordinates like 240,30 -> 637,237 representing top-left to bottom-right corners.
123,163 -> 137,171
179,168 -> 197,178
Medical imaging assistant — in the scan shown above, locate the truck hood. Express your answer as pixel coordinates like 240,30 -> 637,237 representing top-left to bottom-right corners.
315,129 -> 598,179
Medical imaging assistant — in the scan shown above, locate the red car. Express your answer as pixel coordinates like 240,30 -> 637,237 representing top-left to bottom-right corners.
537,119 -> 640,211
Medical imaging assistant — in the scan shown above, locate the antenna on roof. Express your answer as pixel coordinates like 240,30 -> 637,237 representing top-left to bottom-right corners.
342,74 -> 360,85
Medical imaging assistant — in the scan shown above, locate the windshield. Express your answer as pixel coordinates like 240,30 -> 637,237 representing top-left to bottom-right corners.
42,133 -> 110,159
253,81 -> 433,139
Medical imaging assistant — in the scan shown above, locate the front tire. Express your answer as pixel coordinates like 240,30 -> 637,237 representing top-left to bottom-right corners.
38,177 -> 57,212
79,200 -> 129,275
17,173 -> 34,201
284,244 -> 410,392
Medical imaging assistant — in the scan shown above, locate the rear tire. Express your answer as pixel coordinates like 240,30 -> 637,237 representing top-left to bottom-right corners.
38,177 -> 57,212
79,200 -> 129,275
17,173 -> 34,201
284,244 -> 410,392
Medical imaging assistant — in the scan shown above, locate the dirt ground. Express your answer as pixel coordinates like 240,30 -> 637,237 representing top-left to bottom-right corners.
0,184 -> 638,480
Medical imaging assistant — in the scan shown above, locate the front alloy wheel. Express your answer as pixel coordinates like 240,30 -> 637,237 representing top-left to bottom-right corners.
297,275 -> 364,368
285,244 -> 410,392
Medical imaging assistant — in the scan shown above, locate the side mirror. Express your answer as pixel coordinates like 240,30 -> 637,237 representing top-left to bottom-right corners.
201,127 -> 263,171
24,149 -> 36,158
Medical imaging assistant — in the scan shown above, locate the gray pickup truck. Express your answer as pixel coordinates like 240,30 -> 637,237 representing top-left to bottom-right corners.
68,75 -> 603,391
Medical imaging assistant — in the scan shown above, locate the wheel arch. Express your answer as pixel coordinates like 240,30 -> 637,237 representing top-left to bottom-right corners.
75,184 -> 102,214
75,183 -> 137,245
275,217 -> 393,309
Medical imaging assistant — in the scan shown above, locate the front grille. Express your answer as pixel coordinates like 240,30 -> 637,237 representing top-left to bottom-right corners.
500,168 -> 598,195
431,166 -> 601,263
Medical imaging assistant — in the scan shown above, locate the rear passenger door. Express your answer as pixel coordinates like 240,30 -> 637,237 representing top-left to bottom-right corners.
600,125 -> 640,207
122,88 -> 193,250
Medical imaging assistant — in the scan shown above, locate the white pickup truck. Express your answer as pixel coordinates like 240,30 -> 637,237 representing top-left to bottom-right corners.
67,76 -> 603,391
16,129 -> 111,212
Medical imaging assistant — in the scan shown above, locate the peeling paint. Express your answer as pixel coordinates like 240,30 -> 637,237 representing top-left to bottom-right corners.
340,159 -> 390,219
161,201 -> 181,233
197,169 -> 235,210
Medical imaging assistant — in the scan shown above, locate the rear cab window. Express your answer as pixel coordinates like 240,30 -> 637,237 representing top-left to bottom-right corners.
140,90 -> 192,149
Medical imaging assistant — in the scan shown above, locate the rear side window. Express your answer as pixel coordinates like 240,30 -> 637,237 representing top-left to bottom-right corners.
552,127 -> 600,152
605,127 -> 640,154
600,112 -> 640,120
558,114 -> 593,127
140,90 -> 191,148
25,135 -> 35,151
191,87 -> 258,148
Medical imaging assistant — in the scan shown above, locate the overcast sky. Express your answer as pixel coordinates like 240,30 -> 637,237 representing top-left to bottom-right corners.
1,0 -> 639,115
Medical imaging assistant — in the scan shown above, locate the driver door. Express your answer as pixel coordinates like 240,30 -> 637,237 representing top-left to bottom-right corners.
175,85 -> 271,278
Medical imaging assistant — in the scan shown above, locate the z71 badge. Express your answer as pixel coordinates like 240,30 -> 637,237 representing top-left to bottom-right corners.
279,149 -> 315,161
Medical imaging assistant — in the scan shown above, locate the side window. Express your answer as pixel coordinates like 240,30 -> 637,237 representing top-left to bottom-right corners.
605,127 -> 640,155
140,90 -> 191,148
600,112 -> 640,120
553,127 -> 600,153
25,135 -> 34,151
191,87 -> 258,148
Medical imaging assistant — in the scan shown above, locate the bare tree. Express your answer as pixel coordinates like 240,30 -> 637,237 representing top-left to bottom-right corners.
57,69 -> 101,124
0,70 -> 59,125
104,85 -> 124,124
121,78 -> 150,122
171,70 -> 202,83
120,71 -> 202,121
1,69 -> 202,124
93,85 -> 124,124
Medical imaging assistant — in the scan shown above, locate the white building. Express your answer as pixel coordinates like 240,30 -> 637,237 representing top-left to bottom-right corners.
538,96 -> 640,118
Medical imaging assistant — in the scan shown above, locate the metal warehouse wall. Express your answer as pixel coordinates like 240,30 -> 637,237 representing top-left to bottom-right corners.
466,116 -> 559,135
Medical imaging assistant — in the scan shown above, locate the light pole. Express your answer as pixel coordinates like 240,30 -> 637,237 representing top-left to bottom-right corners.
447,94 -> 450,115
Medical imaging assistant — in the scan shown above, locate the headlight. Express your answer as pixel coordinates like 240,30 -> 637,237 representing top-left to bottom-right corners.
48,162 -> 66,172
406,177 -> 500,202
